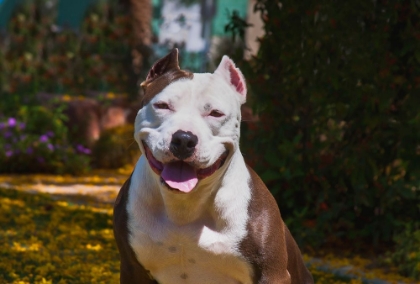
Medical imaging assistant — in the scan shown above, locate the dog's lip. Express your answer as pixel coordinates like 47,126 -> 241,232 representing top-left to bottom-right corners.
143,142 -> 164,175
142,141 -> 229,190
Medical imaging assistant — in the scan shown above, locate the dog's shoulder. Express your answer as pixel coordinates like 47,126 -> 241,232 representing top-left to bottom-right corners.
113,175 -> 158,283
238,166 -> 289,280
240,166 -> 314,284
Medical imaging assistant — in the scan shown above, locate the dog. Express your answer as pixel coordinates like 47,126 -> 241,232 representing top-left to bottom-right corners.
113,49 -> 314,284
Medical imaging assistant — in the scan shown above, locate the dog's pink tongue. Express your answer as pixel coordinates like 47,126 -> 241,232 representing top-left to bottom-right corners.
161,162 -> 198,193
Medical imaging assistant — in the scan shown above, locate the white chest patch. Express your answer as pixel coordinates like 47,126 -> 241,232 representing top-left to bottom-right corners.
127,155 -> 253,284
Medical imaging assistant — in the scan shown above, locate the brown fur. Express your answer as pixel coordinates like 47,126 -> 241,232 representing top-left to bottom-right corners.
140,49 -> 193,107
239,166 -> 314,284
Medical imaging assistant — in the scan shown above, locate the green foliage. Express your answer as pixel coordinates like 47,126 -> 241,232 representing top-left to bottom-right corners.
0,105 -> 90,175
224,10 -> 252,42
233,0 -> 420,247
0,0 -> 133,96
0,0 -> 136,174
91,125 -> 140,169
388,222 -> 420,280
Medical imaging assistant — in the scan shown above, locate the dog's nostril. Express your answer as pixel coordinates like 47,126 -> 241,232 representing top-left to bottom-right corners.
170,130 -> 198,159
186,140 -> 196,149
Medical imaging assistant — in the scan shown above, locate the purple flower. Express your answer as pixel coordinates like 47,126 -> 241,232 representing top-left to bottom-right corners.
4,131 -> 12,139
46,131 -> 54,138
8,118 -> 16,127
26,147 -> 34,154
5,150 -> 13,157
19,122 -> 26,130
0,122 -> 5,130
47,143 -> 54,151
39,135 -> 49,143
76,144 -> 91,155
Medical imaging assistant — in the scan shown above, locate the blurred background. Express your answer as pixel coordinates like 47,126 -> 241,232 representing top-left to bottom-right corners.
0,0 -> 259,174
1,0 -> 420,281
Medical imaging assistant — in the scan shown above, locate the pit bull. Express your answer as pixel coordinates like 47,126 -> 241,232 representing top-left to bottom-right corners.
113,49 -> 314,284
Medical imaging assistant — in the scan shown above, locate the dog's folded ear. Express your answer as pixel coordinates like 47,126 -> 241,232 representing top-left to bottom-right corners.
140,48 -> 193,107
143,49 -> 181,83
214,56 -> 247,104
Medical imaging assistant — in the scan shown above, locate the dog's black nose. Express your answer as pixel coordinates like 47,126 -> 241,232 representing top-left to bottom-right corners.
170,130 -> 198,160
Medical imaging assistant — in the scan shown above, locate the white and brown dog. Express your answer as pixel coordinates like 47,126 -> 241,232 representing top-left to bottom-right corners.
113,49 -> 314,284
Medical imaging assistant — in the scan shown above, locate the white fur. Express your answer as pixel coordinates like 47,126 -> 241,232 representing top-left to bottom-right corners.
127,57 -> 253,283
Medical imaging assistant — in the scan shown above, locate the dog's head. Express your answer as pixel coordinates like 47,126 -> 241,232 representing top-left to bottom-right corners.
135,49 -> 246,194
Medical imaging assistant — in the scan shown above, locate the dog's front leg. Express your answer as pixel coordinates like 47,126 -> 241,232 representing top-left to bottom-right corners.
240,218 -> 292,284
243,167 -> 314,284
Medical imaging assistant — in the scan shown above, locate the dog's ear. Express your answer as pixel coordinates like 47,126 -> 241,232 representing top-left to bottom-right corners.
214,56 -> 247,104
139,49 -> 193,107
142,48 -> 181,84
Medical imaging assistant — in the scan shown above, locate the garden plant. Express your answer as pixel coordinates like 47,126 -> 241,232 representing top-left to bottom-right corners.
228,0 -> 420,279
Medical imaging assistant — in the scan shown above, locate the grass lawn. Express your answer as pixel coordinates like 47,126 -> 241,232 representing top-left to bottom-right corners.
0,187 -> 119,284
0,186 -> 412,284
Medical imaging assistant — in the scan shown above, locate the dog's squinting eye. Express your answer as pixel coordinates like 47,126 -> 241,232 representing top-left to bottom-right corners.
209,110 -> 224,118
153,102 -> 170,110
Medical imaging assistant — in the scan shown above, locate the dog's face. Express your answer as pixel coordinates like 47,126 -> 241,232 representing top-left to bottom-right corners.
134,49 -> 247,194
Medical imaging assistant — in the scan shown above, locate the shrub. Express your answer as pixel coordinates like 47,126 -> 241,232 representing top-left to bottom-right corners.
0,106 -> 90,174
0,0 -> 133,96
232,0 -> 420,247
91,125 -> 140,169
388,222 -> 420,280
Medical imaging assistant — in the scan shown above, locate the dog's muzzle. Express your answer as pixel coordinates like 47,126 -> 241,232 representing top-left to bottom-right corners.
142,141 -> 228,194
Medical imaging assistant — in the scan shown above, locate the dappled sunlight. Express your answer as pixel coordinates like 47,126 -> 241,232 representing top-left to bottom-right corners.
0,187 -> 119,283
0,167 -> 136,204
305,254 -> 416,283
0,167 -> 133,186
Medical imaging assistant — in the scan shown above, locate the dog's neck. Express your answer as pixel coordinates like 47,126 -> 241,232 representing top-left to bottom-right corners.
132,150 -> 247,226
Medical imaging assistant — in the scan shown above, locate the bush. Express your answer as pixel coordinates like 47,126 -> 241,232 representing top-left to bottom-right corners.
91,125 -> 140,169
0,105 -> 90,174
388,222 -> 420,280
0,0 -> 133,96
233,0 -> 420,247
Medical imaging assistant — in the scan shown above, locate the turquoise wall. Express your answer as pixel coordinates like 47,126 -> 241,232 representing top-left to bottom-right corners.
0,0 -> 23,29
57,0 -> 97,30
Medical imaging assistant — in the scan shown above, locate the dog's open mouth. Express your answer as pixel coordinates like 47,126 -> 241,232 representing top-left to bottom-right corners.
142,142 -> 228,193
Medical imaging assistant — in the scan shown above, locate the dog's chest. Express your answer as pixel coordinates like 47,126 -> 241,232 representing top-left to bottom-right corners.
128,215 -> 253,284
129,213 -> 252,284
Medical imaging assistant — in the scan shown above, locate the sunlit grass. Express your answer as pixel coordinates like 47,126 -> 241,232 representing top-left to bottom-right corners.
0,187 -> 119,283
